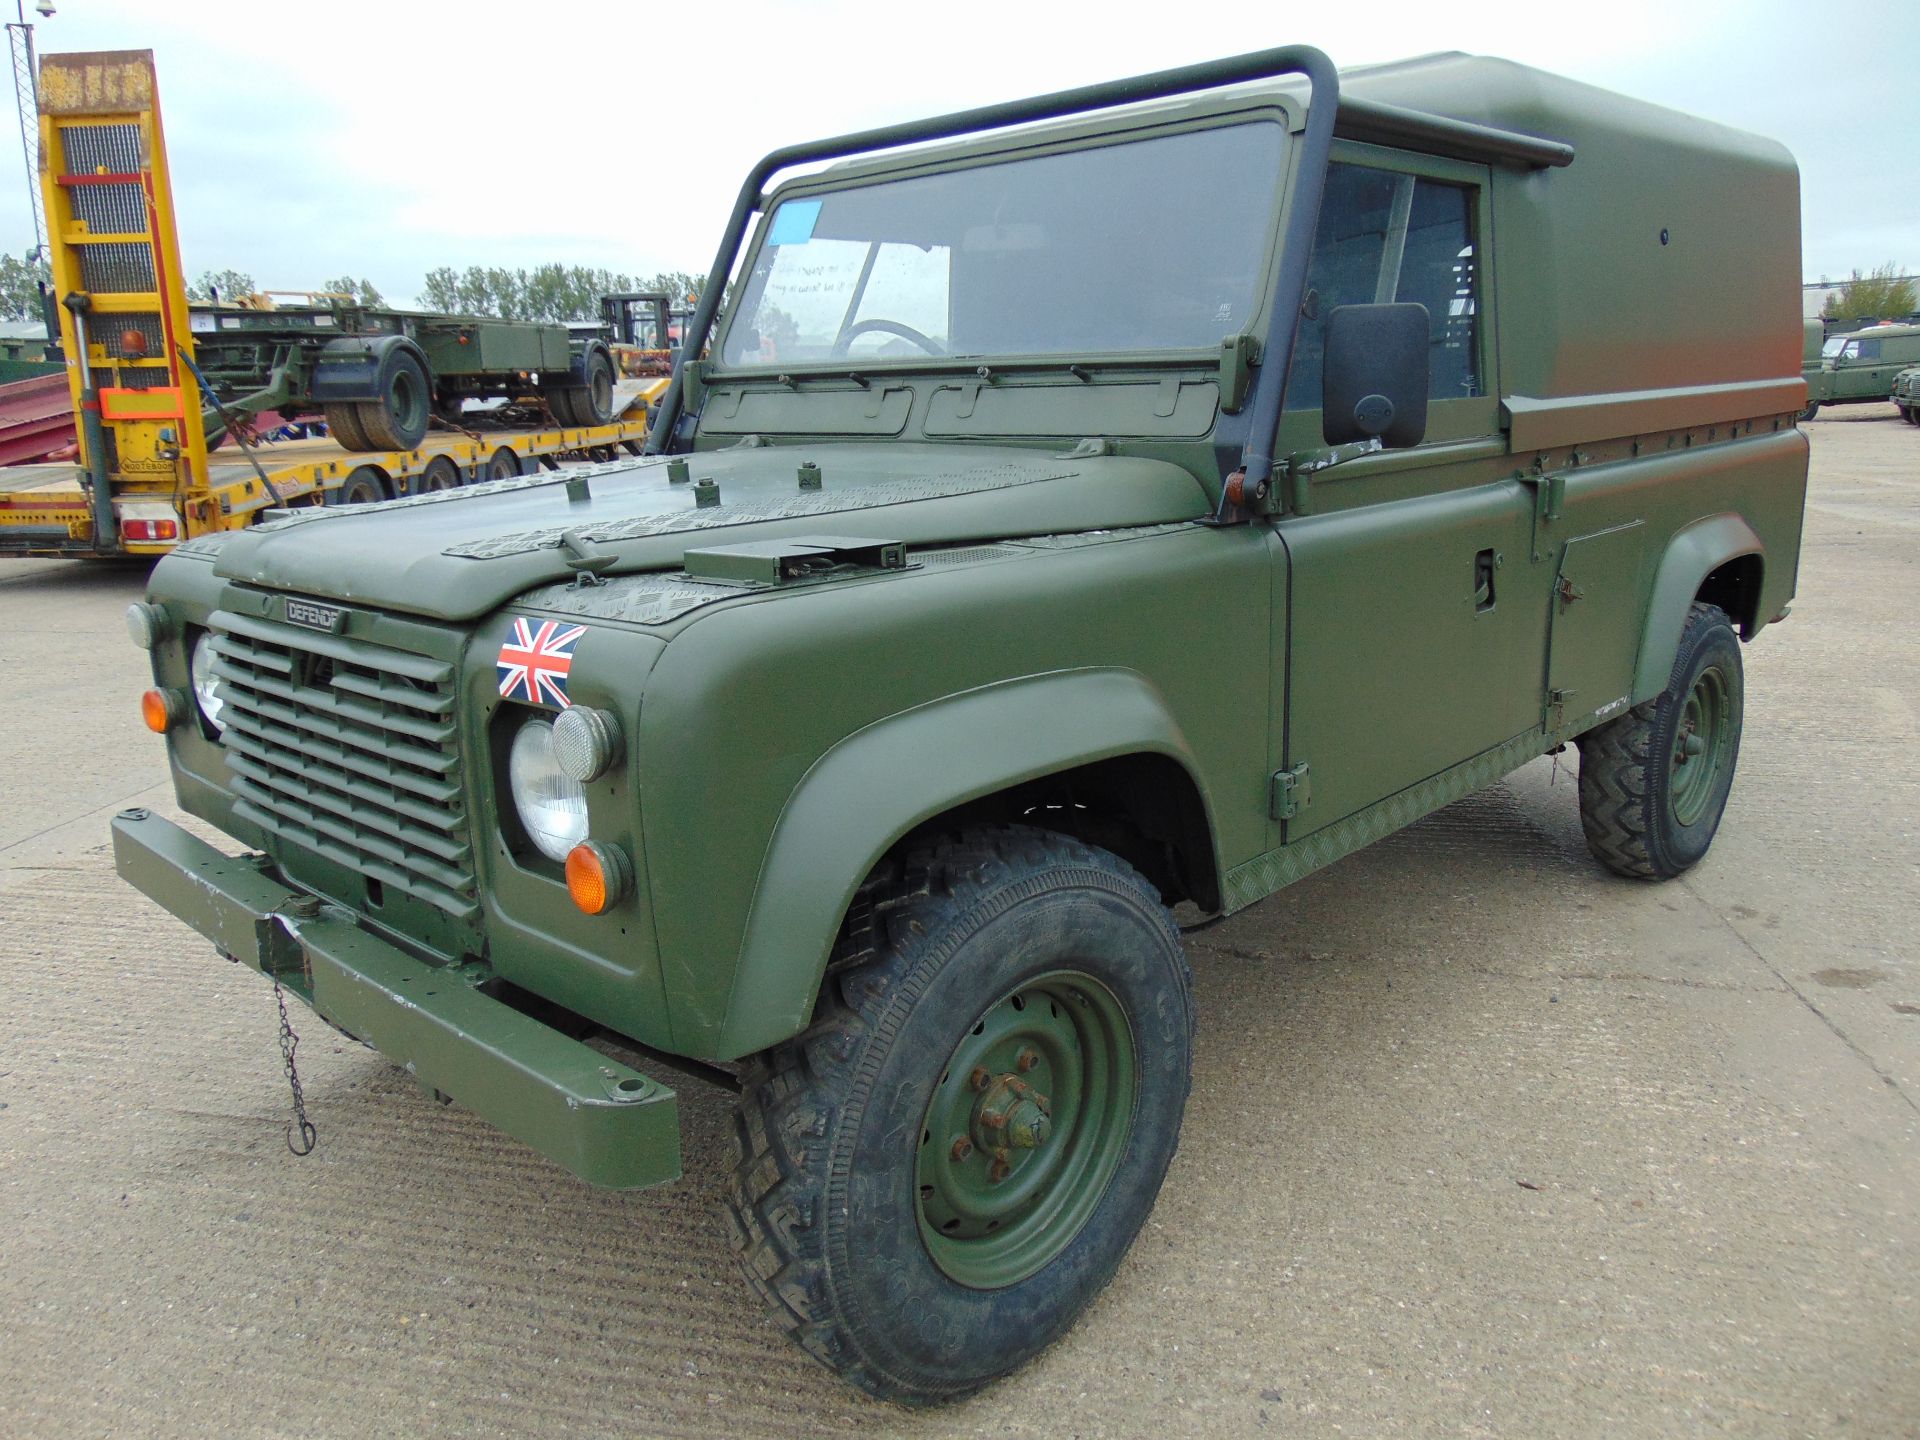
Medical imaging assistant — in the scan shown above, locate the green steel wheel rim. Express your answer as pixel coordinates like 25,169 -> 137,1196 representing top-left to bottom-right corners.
914,969 -> 1137,1290
1669,664 -> 1732,827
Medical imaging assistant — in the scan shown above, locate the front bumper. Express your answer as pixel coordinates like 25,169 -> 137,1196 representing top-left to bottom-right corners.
112,808 -> 680,1190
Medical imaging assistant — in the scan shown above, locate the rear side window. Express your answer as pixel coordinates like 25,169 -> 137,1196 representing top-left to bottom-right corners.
1286,162 -> 1482,414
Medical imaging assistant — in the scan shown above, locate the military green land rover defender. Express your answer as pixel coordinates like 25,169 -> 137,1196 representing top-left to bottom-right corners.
1891,365 -> 1920,423
115,45 -> 1809,1404
1804,320 -> 1920,418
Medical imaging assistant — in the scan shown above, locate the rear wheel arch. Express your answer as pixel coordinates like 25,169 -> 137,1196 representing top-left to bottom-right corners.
1694,551 -> 1765,637
1632,514 -> 1764,703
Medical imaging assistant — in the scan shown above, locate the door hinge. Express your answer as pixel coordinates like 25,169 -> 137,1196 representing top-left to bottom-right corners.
1270,763 -> 1312,822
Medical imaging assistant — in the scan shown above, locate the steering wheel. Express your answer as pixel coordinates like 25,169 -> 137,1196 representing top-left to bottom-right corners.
830,318 -> 945,358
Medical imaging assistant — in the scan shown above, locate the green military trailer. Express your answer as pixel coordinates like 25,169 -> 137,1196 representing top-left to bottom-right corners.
187,297 -> 618,448
115,44 -> 1808,1405
1802,320 -> 1920,419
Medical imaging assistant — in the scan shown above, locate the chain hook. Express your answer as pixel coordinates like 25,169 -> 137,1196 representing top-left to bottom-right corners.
273,979 -> 317,1156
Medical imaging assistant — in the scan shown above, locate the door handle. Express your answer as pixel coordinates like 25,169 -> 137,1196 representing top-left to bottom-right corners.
1471,547 -> 1499,613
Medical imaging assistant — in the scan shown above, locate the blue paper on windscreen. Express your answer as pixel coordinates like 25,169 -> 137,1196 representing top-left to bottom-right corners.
767,200 -> 822,247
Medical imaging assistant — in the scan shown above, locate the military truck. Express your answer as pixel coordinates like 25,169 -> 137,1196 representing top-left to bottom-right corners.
1803,321 -> 1920,418
113,44 -> 1808,1405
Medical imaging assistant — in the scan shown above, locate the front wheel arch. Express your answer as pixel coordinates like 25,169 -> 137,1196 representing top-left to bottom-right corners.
711,670 -> 1221,1061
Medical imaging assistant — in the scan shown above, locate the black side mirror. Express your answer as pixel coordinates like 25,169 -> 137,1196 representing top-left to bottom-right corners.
1322,302 -> 1430,449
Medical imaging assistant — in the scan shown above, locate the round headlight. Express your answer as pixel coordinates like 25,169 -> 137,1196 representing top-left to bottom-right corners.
509,717 -> 589,863
190,631 -> 227,732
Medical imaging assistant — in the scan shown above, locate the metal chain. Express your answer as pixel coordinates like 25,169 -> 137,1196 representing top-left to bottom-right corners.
273,979 -> 317,1156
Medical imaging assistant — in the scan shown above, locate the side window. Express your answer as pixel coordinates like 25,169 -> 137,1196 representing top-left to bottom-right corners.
1286,161 -> 1482,414
1854,339 -> 1882,361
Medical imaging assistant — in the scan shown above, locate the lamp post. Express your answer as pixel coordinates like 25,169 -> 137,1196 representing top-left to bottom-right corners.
6,0 -> 53,265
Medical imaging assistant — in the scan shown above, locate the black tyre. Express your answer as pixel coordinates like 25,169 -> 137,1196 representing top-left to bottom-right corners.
1797,401 -> 1820,424
353,348 -> 432,451
543,385 -> 581,428
1577,602 -> 1743,879
485,446 -> 521,481
726,826 -> 1193,1406
574,347 -> 616,426
323,402 -> 372,452
325,464 -> 390,506
416,455 -> 461,492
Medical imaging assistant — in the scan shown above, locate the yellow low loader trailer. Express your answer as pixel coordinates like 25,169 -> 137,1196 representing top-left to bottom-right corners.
0,412 -> 660,559
0,48 -> 659,561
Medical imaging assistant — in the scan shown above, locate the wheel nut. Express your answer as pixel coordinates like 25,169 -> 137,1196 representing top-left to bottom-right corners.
1016,1047 -> 1040,1073
950,1135 -> 973,1161
970,1066 -> 991,1091
988,1156 -> 1011,1182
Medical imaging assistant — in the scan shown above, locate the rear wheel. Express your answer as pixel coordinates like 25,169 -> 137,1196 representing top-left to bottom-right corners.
1577,602 -> 1743,879
324,402 -> 372,451
543,385 -> 581,428
354,349 -> 432,451
725,827 -> 1193,1405
485,446 -> 521,481
1797,401 -> 1820,423
573,347 -> 616,426
325,464 -> 390,506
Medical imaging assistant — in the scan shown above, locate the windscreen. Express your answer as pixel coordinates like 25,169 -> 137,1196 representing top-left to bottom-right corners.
720,121 -> 1285,368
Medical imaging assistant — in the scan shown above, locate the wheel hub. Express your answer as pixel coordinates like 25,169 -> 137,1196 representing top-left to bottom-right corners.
1669,664 -> 1731,826
971,1070 -> 1052,1157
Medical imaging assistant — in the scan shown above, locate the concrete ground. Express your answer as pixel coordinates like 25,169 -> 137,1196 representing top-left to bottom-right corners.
1,409 -> 1914,1439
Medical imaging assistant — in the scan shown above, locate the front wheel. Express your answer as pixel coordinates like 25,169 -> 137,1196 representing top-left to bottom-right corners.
725,827 -> 1193,1405
1577,602 -> 1743,879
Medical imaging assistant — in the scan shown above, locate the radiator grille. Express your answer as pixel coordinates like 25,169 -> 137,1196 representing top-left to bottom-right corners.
208,610 -> 477,918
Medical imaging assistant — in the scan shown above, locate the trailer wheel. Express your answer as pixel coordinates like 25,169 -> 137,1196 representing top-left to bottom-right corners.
543,386 -> 581,428
326,465 -> 390,506
324,403 -> 372,451
485,447 -> 521,481
575,348 -> 616,426
417,456 -> 461,492
354,349 -> 432,451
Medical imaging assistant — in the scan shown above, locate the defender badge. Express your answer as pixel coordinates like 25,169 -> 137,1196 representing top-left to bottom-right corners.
497,617 -> 585,708
283,598 -> 345,632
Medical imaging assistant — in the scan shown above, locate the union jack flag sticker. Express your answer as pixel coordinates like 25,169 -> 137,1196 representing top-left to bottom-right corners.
496,617 -> 586,708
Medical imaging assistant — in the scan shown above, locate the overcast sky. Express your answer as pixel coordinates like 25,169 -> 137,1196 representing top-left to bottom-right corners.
2,0 -> 1909,303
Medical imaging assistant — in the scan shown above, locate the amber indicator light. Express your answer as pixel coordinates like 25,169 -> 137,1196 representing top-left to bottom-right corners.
566,843 -> 614,914
140,688 -> 174,732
